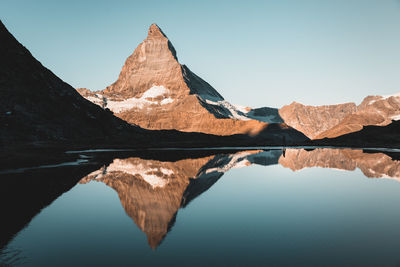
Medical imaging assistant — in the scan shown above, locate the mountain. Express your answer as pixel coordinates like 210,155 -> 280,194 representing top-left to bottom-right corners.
315,94 -> 400,139
0,20 -> 155,147
1,20 -> 308,152
77,24 -> 306,143
280,94 -> 400,140
279,102 -> 357,139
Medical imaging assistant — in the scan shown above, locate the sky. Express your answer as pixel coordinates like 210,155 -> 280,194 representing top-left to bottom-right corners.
1,0 -> 400,108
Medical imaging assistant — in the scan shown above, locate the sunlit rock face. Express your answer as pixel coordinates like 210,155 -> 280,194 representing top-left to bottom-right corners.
279,94 -> 400,139
279,102 -> 357,139
279,148 -> 400,180
315,94 -> 400,139
77,24 -> 306,143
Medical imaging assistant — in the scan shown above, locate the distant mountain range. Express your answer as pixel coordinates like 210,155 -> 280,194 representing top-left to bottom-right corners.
1,20 -> 398,150
77,24 -> 400,147
281,94 -> 400,139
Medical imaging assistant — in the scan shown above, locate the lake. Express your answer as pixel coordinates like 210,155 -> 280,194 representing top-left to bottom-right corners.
1,148 -> 400,266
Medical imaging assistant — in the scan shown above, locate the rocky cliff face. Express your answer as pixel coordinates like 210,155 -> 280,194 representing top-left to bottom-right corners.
315,94 -> 400,139
77,24 -> 306,143
279,94 -> 400,140
279,102 -> 357,139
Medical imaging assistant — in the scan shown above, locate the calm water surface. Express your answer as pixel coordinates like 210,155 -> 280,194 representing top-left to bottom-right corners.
1,148 -> 400,266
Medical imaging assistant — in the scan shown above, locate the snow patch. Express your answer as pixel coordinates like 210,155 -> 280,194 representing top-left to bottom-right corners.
160,98 -> 174,105
87,96 -> 105,106
204,99 -> 251,120
383,92 -> 400,99
391,114 -> 400,121
106,98 -> 153,113
369,92 -> 400,105
142,85 -> 170,99
197,95 -> 281,123
85,85 -> 174,113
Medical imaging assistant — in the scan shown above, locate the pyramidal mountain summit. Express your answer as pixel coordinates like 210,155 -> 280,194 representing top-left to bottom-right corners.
77,24 -> 298,139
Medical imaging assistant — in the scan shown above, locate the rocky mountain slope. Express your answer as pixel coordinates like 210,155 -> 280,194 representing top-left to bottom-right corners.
77,24 -> 305,143
280,94 -> 400,140
279,102 -> 357,139
315,94 -> 400,139
0,20 -> 146,146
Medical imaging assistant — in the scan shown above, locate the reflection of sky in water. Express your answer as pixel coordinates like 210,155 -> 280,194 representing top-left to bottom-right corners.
2,150 -> 400,266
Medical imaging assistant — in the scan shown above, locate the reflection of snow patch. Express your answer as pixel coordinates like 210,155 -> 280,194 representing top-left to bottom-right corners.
87,159 -> 174,188
141,174 -> 169,189
160,167 -> 174,175
206,151 -> 253,174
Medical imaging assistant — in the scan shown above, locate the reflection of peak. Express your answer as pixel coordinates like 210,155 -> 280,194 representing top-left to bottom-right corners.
79,150 -> 282,249
78,149 -> 400,249
80,156 -> 214,249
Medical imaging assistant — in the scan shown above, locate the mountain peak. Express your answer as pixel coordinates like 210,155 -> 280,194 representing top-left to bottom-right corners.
147,23 -> 167,38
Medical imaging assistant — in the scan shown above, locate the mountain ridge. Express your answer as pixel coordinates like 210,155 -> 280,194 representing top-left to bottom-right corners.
77,24 -> 306,142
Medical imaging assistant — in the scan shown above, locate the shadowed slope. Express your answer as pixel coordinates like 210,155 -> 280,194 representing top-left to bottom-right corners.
0,20 -> 146,146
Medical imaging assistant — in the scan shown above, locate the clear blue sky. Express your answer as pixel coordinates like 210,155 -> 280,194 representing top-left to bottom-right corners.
1,0 -> 400,108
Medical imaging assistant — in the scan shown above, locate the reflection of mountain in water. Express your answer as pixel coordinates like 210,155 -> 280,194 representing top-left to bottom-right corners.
279,149 -> 400,180
79,148 -> 400,249
79,150 -> 282,248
